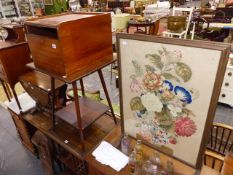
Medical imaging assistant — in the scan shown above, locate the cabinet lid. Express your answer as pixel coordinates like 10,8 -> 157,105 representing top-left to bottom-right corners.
25,13 -> 102,28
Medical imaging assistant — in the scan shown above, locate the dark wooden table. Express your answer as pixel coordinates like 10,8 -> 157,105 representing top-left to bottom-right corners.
85,125 -> 220,175
127,19 -> 157,35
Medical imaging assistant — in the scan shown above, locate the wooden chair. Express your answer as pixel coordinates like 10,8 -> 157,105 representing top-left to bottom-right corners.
205,122 -> 233,172
162,7 -> 194,39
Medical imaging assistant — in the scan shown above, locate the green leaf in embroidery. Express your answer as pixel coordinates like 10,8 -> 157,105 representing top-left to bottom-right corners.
182,108 -> 196,117
175,62 -> 192,82
158,50 -> 163,55
145,65 -> 156,72
130,97 -> 145,111
132,60 -> 143,76
162,73 -> 180,83
145,54 -> 164,70
156,110 -> 173,127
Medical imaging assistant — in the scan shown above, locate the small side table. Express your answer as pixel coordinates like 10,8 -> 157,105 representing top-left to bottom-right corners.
127,19 -> 158,35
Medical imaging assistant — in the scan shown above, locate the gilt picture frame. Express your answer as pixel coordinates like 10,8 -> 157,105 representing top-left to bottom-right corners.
117,33 -> 230,169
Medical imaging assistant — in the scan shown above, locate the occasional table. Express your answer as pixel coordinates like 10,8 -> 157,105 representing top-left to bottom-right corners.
127,19 -> 159,35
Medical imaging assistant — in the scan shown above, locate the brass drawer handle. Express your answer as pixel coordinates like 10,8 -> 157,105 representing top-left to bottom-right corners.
225,82 -> 229,87
221,94 -> 226,98
228,72 -> 232,76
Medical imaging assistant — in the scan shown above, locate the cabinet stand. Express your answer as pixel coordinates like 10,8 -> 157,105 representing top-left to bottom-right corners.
51,68 -> 117,150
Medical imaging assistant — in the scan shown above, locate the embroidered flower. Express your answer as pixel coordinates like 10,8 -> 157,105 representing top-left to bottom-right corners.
175,117 -> 197,137
161,89 -> 175,101
130,75 -> 144,93
168,137 -> 177,144
141,93 -> 163,112
174,86 -> 192,104
143,72 -> 163,91
161,50 -> 182,64
167,103 -> 182,117
163,80 -> 173,91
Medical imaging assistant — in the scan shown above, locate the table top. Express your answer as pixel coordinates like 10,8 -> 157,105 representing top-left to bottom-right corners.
221,153 -> 233,175
85,125 -> 220,175
128,19 -> 155,25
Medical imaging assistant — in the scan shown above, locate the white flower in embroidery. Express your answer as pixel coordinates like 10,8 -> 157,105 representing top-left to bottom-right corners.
167,103 -> 182,117
141,93 -> 163,112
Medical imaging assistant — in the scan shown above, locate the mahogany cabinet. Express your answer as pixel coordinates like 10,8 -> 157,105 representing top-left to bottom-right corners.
3,24 -> 26,43
24,12 -> 113,83
0,41 -> 31,88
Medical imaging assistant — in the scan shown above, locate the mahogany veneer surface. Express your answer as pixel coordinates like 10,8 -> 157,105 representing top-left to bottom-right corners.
23,111 -> 116,158
24,13 -> 113,83
0,41 -> 32,87
55,97 -> 110,130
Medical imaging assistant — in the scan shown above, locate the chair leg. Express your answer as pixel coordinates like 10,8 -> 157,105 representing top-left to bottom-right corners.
191,23 -> 195,40
110,63 -> 113,85
98,69 -> 117,124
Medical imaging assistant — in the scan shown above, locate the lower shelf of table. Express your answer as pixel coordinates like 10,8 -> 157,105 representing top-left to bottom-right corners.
55,96 -> 110,130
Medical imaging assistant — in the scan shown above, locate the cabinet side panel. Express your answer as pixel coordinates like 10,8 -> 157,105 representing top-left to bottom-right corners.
27,34 -> 66,77
59,14 -> 113,80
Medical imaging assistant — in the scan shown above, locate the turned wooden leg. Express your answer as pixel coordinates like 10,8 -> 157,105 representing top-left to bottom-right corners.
11,87 -> 22,111
98,69 -> 117,124
51,77 -> 56,130
72,81 -> 85,151
0,79 -> 11,102
5,82 -> 13,98
80,78 -> 85,96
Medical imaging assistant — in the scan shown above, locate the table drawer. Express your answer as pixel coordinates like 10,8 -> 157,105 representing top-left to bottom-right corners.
218,89 -> 233,106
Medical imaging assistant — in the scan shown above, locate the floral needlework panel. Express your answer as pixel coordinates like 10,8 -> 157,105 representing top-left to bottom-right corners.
120,39 -> 222,166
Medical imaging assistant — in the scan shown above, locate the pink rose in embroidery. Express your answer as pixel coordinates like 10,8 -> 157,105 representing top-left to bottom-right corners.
175,117 -> 196,137
130,77 -> 143,93
169,137 -> 177,144
143,72 -> 163,91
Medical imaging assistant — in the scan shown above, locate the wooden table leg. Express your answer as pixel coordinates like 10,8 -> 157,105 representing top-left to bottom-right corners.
80,78 -> 85,96
51,77 -> 56,130
11,87 -> 22,111
0,79 -> 11,102
98,69 -> 117,125
72,81 -> 85,151
5,82 -> 13,98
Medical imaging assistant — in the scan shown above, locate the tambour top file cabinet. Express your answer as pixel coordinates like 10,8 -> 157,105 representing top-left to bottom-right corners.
24,12 -> 113,83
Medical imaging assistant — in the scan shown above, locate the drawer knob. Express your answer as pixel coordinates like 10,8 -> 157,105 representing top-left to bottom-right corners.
222,94 -> 226,98
225,82 -> 229,87
228,72 -> 232,76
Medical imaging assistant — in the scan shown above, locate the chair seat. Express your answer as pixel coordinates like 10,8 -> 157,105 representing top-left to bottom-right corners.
163,30 -> 186,35
205,149 -> 225,161
162,30 -> 186,38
